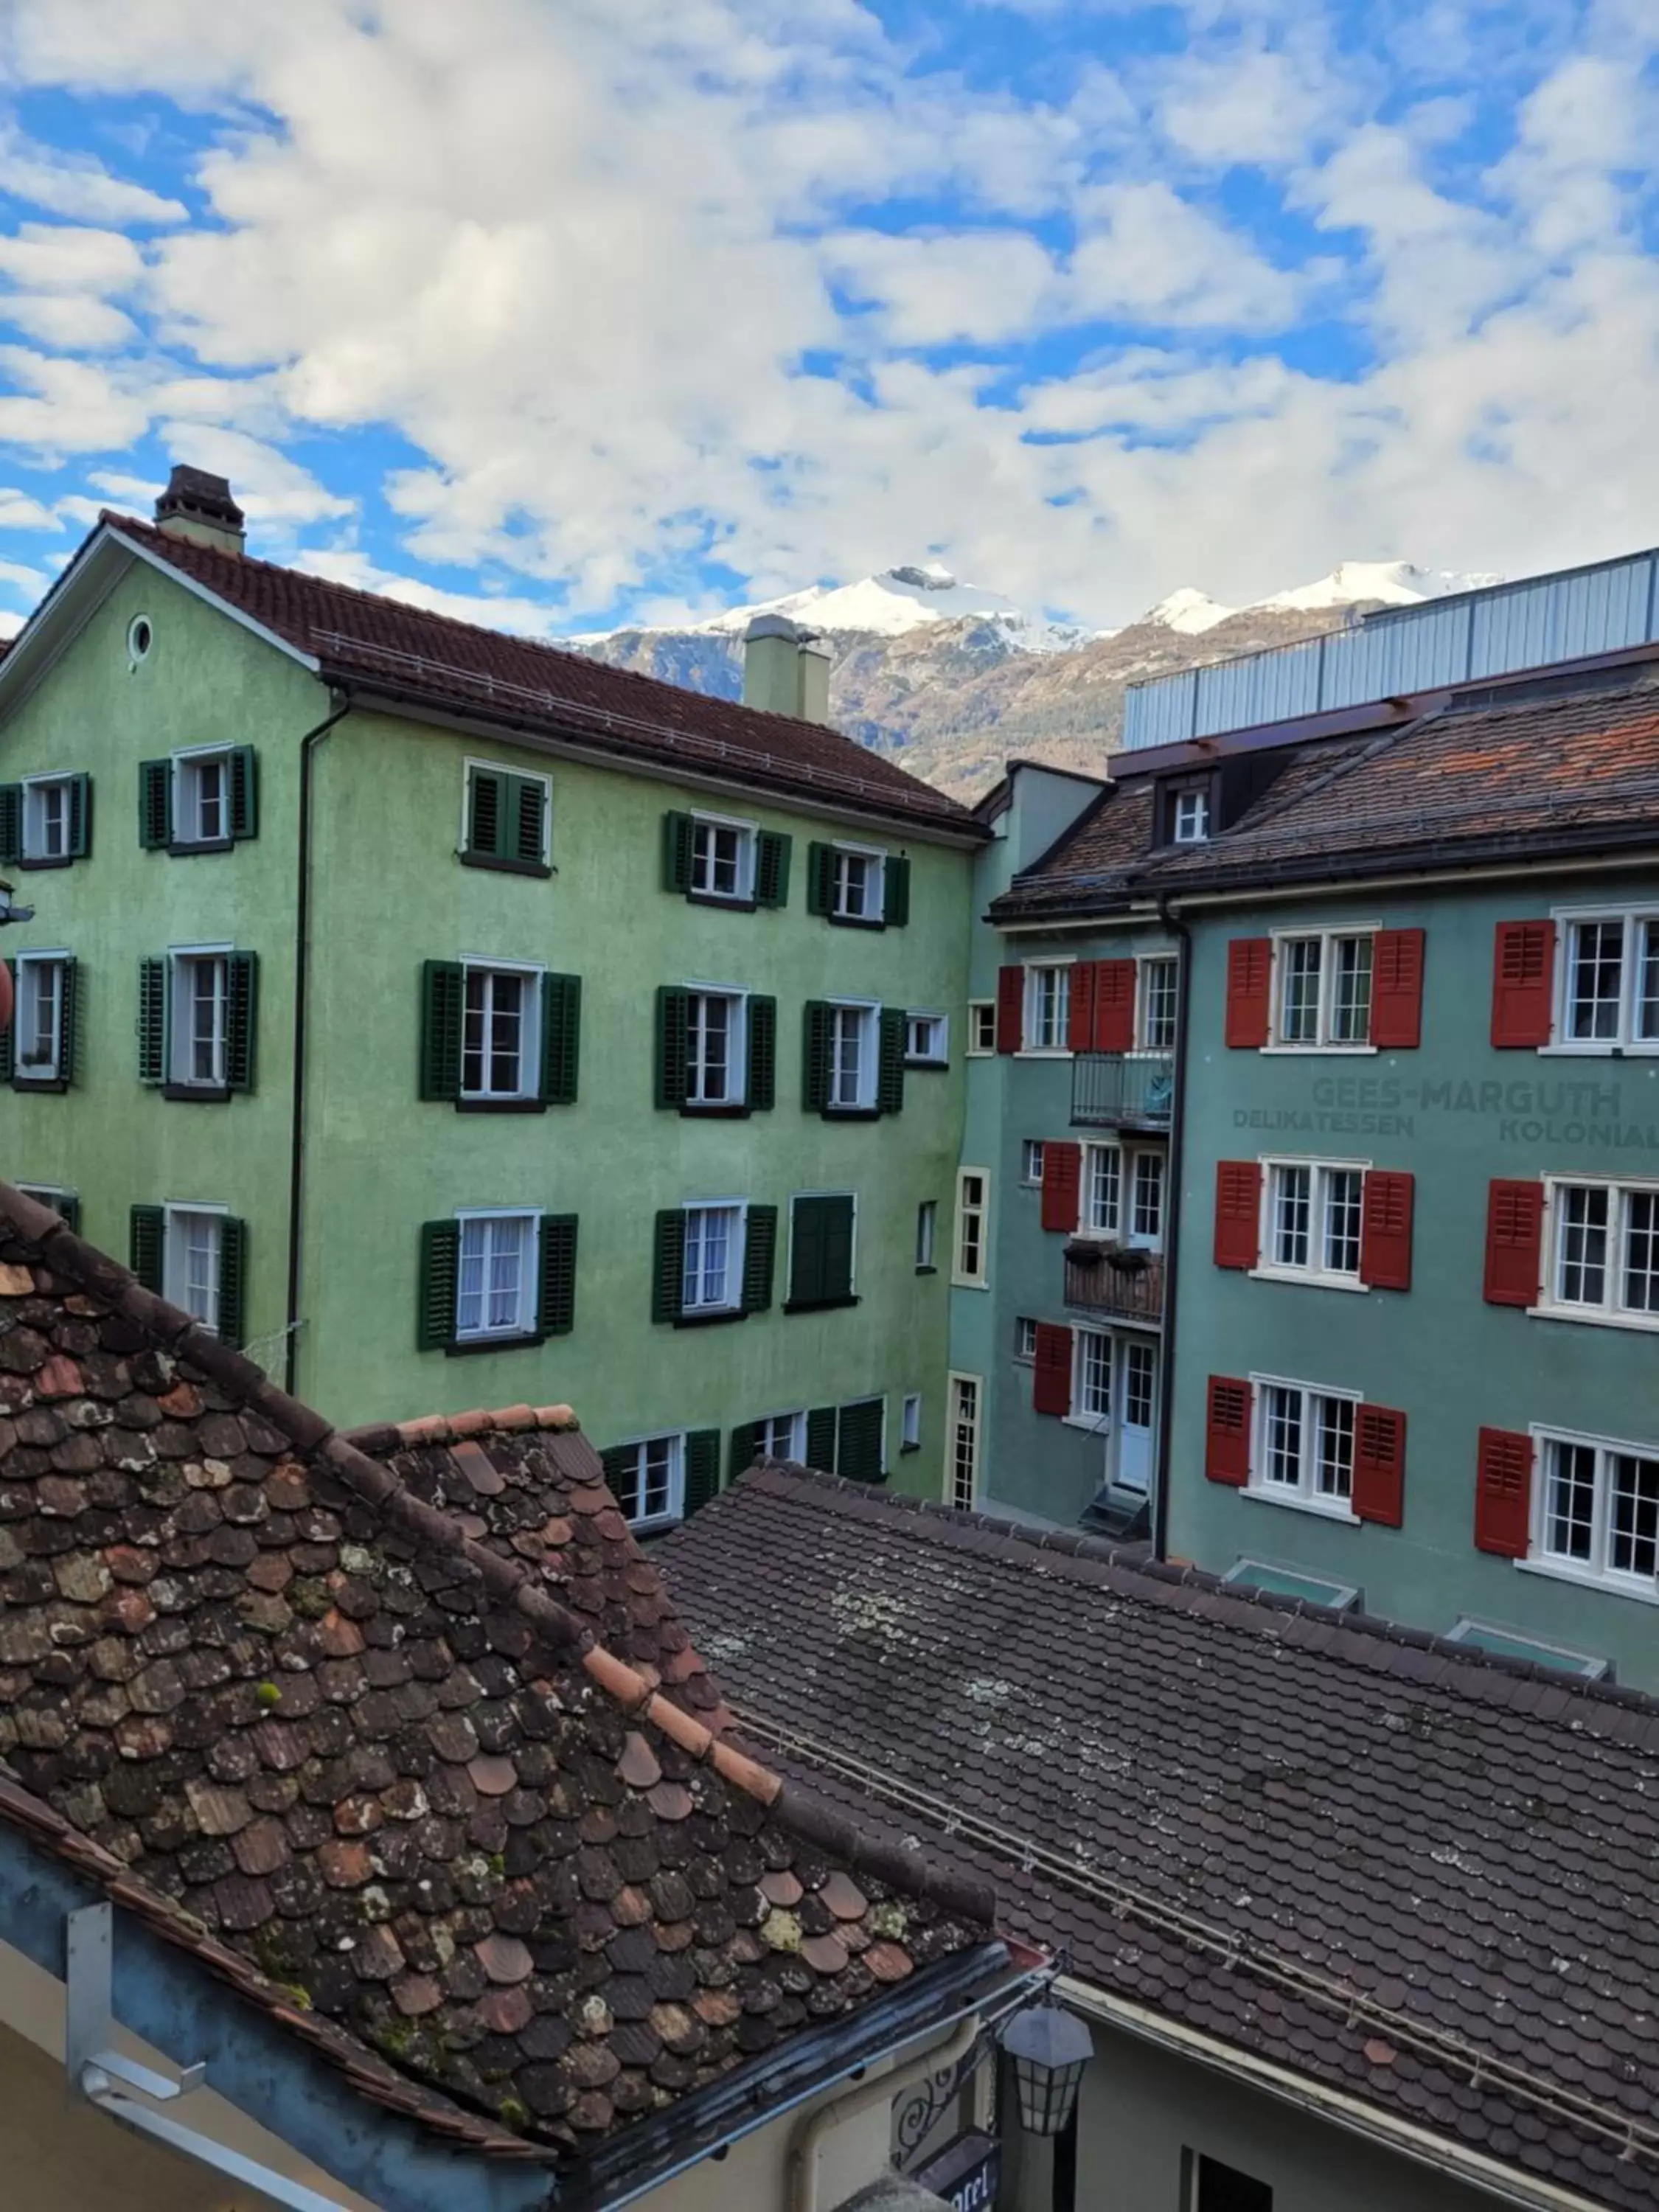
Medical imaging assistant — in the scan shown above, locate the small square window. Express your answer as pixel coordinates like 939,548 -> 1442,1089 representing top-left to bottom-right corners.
609,1435 -> 684,1528
1020,1141 -> 1045,1186
905,1012 -> 948,1066
901,1393 -> 922,1453
759,1411 -> 806,1461
832,846 -> 885,920
692,816 -> 756,902
1172,788 -> 1210,845
967,1001 -> 997,1056
1015,1315 -> 1037,1362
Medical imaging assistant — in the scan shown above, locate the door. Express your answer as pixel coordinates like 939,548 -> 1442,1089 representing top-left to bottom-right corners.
1115,1338 -> 1156,1492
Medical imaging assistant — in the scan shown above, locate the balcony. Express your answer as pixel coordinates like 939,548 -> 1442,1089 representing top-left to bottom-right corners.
1071,1053 -> 1174,1132
1063,1240 -> 1164,1325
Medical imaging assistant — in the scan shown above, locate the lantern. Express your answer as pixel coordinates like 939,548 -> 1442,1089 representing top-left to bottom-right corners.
1000,2002 -> 1093,2137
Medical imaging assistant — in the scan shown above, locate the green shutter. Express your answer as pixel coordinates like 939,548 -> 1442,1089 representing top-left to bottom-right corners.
0,785 -> 21,866
747,995 -> 776,1111
877,1006 -> 906,1116
837,1397 -> 886,1484
537,1212 -> 578,1336
420,961 -> 464,1101
655,986 -> 689,1110
58,959 -> 78,1086
599,1444 -> 633,1492
229,748 -> 258,841
139,760 -> 172,850
789,1194 -> 825,1307
0,962 -> 13,1082
741,1204 -> 777,1314
804,1405 -> 837,1472
663,810 -> 694,894
540,973 -> 580,1105
652,1209 -> 686,1324
756,830 -> 792,908
806,841 -> 833,916
417,1220 -> 460,1350
728,1420 -> 762,1481
129,1206 -> 164,1292
217,1217 -> 248,1349
801,1000 -> 831,1113
883,854 -> 910,928
137,958 -> 167,1083
513,775 -> 547,866
67,773 -> 91,860
54,1192 -> 80,1234
467,767 -> 504,858
683,1429 -> 721,1517
225,953 -> 257,1092
822,1197 -> 855,1301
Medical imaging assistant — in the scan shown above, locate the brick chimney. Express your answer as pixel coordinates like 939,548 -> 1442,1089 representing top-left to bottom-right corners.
153,465 -> 246,556
741,613 -> 832,724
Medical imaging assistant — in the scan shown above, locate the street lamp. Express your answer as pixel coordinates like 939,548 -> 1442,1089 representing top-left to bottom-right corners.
999,2003 -> 1093,2137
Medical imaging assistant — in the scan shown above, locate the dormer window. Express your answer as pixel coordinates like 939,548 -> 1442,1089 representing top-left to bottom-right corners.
1172,787 -> 1210,844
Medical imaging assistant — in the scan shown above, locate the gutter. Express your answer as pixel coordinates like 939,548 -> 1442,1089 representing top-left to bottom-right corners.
786,2008 -> 981,2212
285,688 -> 353,1395
1150,894 -> 1189,1565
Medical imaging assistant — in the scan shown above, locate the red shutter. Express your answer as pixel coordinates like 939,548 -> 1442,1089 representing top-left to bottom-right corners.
1360,1170 -> 1414,1290
1475,1426 -> 1533,1557
1353,1405 -> 1407,1526
1032,1324 -> 1074,1416
1067,963 -> 1097,1053
1225,937 -> 1272,1048
1041,1141 -> 1082,1234
1491,920 -> 1555,1048
1205,1376 -> 1251,1486
996,965 -> 1024,1054
1484,1180 -> 1544,1307
1213,1161 -> 1262,1270
1092,959 -> 1136,1052
1371,928 -> 1425,1049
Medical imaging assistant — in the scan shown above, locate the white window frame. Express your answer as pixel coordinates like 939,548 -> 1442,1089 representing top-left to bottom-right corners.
608,1432 -> 686,1531
453,1207 -> 540,1343
21,773 -> 74,862
953,1169 -> 990,1288
1266,926 -> 1379,1054
946,1372 -> 981,1511
172,742 -> 234,846
689,810 -> 758,904
967,1001 -> 997,1056
1172,788 -> 1210,845
915,1199 -> 937,1272
1136,954 -> 1180,1054
1252,1155 -> 1370,1292
1020,960 -> 1073,1056
758,1410 -> 807,1462
13,949 -> 68,1081
162,1202 -> 226,1336
1537,1174 -> 1659,1332
1077,1139 -> 1164,1249
1067,1326 -> 1112,1430
459,957 -> 543,1103
684,982 -> 749,1107
461,756 -> 553,867
904,1012 -> 948,1067
1444,1616 -> 1609,1679
169,944 -> 232,1090
682,1197 -> 748,1314
830,841 -> 886,922
1245,1372 -> 1363,1522
1014,1315 -> 1038,1363
826,997 -> 879,1111
1546,903 -> 1659,1055
1020,1140 -> 1046,1186
901,1392 -> 922,1452
1523,1422 -> 1659,1601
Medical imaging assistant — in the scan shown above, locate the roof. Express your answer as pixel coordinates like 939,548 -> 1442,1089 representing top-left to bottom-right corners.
0,1186 -> 996,2176
86,514 -> 978,838
992,667 -> 1659,920
661,1465 -> 1659,2211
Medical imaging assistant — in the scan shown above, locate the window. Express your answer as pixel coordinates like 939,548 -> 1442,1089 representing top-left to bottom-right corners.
954,1170 -> 989,1286
901,1393 -> 922,1453
1222,1559 -> 1361,1611
905,1012 -> 947,1066
1014,1315 -> 1037,1363
461,964 -> 540,1101
829,1001 -> 877,1110
686,990 -> 745,1106
1444,1618 -> 1608,1679
131,1204 -> 246,1346
1082,1144 -> 1121,1237
1557,908 -> 1659,1050
1272,930 -> 1374,1048
23,775 -> 74,861
1189,2152 -> 1272,2212
183,751 -> 229,843
1080,1141 -> 1163,1248
1020,1140 -> 1046,1186
608,1435 -> 684,1529
915,1200 -> 937,1273
691,814 -> 756,902
832,845 -> 884,921
127,613 -> 153,663
1131,1152 -> 1165,1245
1251,1377 -> 1359,1512
1260,1159 -> 1365,1284
1138,956 -> 1178,1051
1534,1427 -> 1659,1592
759,1411 -> 806,1461
947,1374 -> 980,1510
967,1001 -> 996,1056
1074,1329 -> 1111,1422
789,1194 -> 856,1310
462,759 -> 550,873
1172,788 -> 1210,844
164,1206 -> 224,1335
174,952 -> 229,1088
13,953 -> 69,1083
1543,1178 -> 1659,1325
139,746 -> 255,853
1022,964 -> 1071,1051
18,1185 -> 80,1231
455,1211 -> 539,1340
683,1202 -> 745,1314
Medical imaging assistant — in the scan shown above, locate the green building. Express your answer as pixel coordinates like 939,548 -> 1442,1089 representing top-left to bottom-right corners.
0,467 -> 984,1523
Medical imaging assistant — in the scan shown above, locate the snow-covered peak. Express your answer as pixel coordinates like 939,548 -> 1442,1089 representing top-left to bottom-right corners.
690,563 -> 1079,645
1258,560 -> 1503,613
1138,586 -> 1238,636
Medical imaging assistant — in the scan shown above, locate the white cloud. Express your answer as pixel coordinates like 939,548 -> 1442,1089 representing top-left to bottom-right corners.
0,125 -> 186,226
0,348 -> 150,455
0,293 -> 138,349
1071,182 -> 1307,328
156,424 -> 353,525
294,547 -> 570,637
0,487 -> 61,529
0,609 -> 27,639
1156,44 -> 1345,167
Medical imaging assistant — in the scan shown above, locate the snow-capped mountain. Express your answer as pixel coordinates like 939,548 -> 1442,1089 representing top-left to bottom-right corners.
595,563 -> 1091,653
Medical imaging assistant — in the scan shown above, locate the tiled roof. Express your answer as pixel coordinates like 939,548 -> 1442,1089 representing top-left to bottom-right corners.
992,671 -> 1659,919
0,1186 -> 995,2166
100,515 -> 978,837
661,1466 -> 1659,2211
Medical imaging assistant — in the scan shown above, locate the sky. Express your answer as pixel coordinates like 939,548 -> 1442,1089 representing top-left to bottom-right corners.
0,0 -> 1655,641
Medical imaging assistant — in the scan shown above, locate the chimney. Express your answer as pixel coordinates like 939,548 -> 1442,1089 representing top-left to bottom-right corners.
153,465 -> 246,557
742,613 -> 832,725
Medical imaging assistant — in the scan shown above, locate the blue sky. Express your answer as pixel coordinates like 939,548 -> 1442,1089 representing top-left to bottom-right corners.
0,0 -> 1655,639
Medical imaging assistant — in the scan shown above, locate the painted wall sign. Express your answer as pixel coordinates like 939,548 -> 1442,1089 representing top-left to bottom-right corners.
914,2127 -> 1001,2211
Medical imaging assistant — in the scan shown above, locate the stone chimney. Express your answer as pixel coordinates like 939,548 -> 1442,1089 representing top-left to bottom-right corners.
153,465 -> 246,556
742,613 -> 832,724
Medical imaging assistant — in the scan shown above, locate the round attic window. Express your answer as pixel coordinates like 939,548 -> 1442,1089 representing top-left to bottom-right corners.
127,615 -> 153,664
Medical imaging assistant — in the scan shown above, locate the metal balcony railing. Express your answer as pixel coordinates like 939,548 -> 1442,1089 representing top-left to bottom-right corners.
1062,1242 -> 1164,1325
1071,1053 -> 1175,1131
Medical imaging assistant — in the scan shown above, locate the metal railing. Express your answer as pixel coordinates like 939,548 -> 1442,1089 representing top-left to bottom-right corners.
1063,1243 -> 1164,1324
1071,1053 -> 1175,1130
